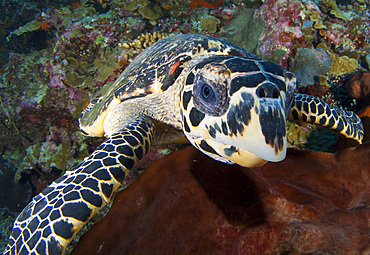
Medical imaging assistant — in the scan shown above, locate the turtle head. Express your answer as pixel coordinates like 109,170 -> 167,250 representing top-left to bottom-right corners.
180,56 -> 296,167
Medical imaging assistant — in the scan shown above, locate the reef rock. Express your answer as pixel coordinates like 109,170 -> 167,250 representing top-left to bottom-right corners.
291,47 -> 331,87
72,143 -> 370,254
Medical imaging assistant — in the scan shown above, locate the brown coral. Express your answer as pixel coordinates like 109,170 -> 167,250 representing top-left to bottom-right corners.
346,72 -> 370,108
72,144 -> 370,255
328,55 -> 359,76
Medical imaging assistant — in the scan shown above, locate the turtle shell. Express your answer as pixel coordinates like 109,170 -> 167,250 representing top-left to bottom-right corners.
79,34 -> 259,137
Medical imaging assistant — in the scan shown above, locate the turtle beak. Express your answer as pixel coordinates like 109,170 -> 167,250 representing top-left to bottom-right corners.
185,85 -> 288,168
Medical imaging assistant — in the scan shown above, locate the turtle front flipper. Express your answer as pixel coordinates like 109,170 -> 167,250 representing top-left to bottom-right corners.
4,117 -> 154,255
289,93 -> 364,143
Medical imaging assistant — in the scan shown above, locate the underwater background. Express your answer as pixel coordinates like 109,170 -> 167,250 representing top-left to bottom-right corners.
0,0 -> 369,253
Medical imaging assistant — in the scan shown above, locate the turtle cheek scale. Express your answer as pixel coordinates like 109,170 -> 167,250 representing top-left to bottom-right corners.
183,87 -> 288,167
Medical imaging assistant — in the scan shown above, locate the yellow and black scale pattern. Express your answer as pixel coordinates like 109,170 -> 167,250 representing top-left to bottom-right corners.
289,94 -> 363,142
4,117 -> 154,255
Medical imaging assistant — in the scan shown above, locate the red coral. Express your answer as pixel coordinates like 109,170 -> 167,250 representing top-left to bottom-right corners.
71,0 -> 81,9
188,0 -> 223,12
40,21 -> 49,31
72,144 -> 370,254
347,72 -> 370,99
298,82 -> 336,104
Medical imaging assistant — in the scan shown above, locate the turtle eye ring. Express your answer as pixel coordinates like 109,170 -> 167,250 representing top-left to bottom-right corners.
200,82 -> 216,102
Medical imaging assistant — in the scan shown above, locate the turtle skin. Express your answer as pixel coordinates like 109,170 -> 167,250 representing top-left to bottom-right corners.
4,34 -> 363,255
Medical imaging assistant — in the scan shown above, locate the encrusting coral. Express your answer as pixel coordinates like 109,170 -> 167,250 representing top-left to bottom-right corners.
200,15 -> 220,33
290,47 -> 331,87
328,55 -> 359,76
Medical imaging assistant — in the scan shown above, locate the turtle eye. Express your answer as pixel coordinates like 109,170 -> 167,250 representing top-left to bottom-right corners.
191,63 -> 230,117
193,76 -> 227,116
195,79 -> 218,108
200,82 -> 216,102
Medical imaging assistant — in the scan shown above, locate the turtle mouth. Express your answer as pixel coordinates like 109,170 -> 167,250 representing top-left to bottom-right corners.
189,135 -> 277,168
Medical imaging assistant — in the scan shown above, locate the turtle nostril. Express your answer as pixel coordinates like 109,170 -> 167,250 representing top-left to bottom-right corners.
257,87 -> 266,98
256,84 -> 280,99
272,88 -> 279,99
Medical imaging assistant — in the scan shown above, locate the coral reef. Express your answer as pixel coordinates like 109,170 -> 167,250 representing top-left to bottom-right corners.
71,145 -> 370,254
188,0 -> 223,13
286,121 -> 338,153
123,0 -> 163,20
0,0 -> 70,62
0,158 -> 30,255
253,0 -> 370,67
317,2 -> 370,55
118,32 -> 174,62
255,0 -> 318,65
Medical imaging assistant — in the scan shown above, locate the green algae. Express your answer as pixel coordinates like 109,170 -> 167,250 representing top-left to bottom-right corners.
220,8 -> 265,54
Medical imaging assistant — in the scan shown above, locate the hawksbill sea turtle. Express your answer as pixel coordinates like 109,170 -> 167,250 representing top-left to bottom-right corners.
4,34 -> 363,255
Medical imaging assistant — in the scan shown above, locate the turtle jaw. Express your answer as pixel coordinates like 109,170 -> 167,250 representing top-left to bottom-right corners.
189,136 -> 268,167
185,107 -> 288,168
206,139 -> 269,167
